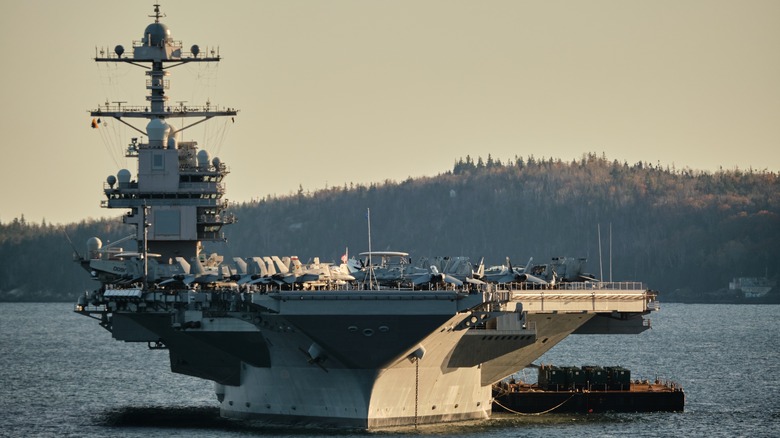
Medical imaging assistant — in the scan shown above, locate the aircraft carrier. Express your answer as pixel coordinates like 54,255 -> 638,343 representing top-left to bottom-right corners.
75,5 -> 658,429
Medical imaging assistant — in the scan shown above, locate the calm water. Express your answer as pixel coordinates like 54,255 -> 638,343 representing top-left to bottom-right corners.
0,302 -> 778,437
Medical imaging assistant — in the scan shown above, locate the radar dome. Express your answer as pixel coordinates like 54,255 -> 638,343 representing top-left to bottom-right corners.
197,150 -> 211,170
146,118 -> 171,148
87,237 -> 102,252
191,45 -> 200,57
117,169 -> 131,184
114,45 -> 125,57
212,157 -> 221,168
87,237 -> 103,259
107,175 -> 117,187
142,22 -> 172,47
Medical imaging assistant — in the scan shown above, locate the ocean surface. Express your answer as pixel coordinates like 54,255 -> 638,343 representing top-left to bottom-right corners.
0,302 -> 778,437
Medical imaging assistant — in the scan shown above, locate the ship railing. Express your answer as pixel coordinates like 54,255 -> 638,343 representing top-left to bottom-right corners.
198,213 -> 236,225
103,181 -> 225,193
74,303 -> 107,313
179,163 -> 230,174
510,285 -> 651,313
102,191 -> 227,203
483,288 -> 512,304
198,231 -> 226,241
467,320 -> 536,333
130,41 -> 220,58
95,43 -> 221,60
90,103 -> 237,115
131,38 -> 186,50
493,281 -> 645,291
146,79 -> 170,90
178,182 -> 225,193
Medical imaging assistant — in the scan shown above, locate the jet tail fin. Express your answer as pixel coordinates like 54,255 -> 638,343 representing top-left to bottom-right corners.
190,256 -> 205,275
475,257 -> 485,279
175,257 -> 191,274
272,256 -> 289,274
246,257 -> 267,276
263,257 -> 277,276
233,257 -> 248,275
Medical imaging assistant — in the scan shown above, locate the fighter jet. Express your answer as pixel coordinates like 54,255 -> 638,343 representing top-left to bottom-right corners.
411,265 -> 463,288
535,257 -> 598,283
441,256 -> 486,285
238,257 -> 274,286
293,257 -> 356,289
158,255 -> 227,287
482,257 -> 548,285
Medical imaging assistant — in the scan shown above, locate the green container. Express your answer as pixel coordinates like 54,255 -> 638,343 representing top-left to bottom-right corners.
562,366 -> 587,390
538,365 -> 567,391
606,366 -> 631,390
582,365 -> 608,390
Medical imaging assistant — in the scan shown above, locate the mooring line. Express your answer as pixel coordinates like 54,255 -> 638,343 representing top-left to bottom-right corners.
492,392 -> 576,416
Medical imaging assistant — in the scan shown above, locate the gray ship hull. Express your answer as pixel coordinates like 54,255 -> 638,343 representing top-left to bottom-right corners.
218,313 -> 492,428
104,289 -> 628,428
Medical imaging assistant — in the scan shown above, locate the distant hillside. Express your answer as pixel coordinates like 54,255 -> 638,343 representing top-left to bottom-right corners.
2,153 -> 778,302
0,216 -> 132,302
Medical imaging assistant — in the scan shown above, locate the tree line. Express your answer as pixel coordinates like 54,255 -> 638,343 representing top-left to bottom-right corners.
1,153 -> 777,302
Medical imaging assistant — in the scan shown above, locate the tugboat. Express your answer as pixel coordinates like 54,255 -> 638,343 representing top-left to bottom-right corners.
75,5 -> 659,429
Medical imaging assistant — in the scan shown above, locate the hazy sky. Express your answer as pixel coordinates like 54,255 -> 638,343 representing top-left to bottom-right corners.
1,0 -> 778,225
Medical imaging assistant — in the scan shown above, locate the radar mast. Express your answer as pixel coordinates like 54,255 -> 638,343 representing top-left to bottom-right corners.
92,5 -> 238,261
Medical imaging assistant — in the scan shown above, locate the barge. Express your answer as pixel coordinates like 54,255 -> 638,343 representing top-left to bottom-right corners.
493,365 -> 684,414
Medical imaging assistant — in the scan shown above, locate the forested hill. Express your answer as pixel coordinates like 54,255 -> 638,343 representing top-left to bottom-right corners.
1,154 -> 778,302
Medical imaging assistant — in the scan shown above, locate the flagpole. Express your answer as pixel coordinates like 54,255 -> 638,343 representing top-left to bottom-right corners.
367,208 -> 374,289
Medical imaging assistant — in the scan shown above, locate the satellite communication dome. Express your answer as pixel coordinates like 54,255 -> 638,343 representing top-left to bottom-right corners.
86,236 -> 103,260
107,175 -> 117,187
197,150 -> 211,170
117,169 -> 131,184
212,157 -> 221,168
114,45 -> 125,57
87,237 -> 102,252
142,22 -> 172,47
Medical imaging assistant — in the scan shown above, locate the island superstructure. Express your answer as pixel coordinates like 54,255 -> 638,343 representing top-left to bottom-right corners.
75,5 -> 658,429
89,4 -> 236,264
